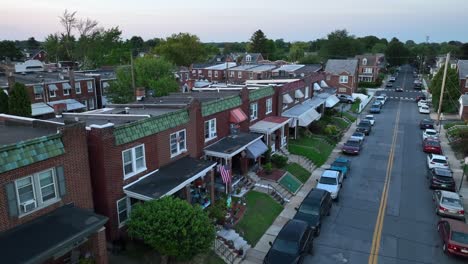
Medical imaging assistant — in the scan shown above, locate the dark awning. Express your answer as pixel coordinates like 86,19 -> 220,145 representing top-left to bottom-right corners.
204,132 -> 263,159
0,205 -> 107,264
246,139 -> 268,159
124,157 -> 216,201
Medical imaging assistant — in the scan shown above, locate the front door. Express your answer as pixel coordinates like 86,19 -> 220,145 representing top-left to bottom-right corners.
270,133 -> 277,152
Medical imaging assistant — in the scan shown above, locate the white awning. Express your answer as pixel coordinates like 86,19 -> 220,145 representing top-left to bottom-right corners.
320,80 -> 329,87
249,116 -> 290,134
48,99 -> 86,111
283,93 -> 294,104
246,139 -> 268,159
102,82 -> 110,88
48,84 -> 58,91
31,103 -> 54,116
325,95 -> 340,108
313,83 -> 321,91
295,89 -> 304,99
282,104 -> 321,127
62,82 -> 72,90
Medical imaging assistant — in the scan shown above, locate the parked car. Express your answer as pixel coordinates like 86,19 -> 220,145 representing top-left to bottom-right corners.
350,132 -> 365,143
428,168 -> 455,191
342,138 -> 362,155
316,170 -> 343,201
370,103 -> 381,114
337,94 -> 355,104
419,105 -> 430,114
395,86 -> 404,92
437,218 -> 468,257
264,219 -> 314,264
356,120 -> 372,135
365,115 -> 375,126
386,82 -> 393,87
427,154 -> 450,170
433,190 -> 465,221
330,157 -> 351,178
422,129 -> 439,141
389,76 -> 396,82
420,119 -> 434,129
293,189 -> 332,237
418,100 -> 429,107
375,96 -> 386,105
416,95 -> 427,102
423,138 -> 442,154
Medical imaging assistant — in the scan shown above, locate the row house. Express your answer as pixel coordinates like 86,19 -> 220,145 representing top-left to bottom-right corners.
457,60 -> 468,95
271,64 -> 322,79
229,53 -> 264,64
228,64 -> 278,84
324,59 -> 358,95
1,71 -> 98,117
430,56 -> 458,78
189,63 -> 237,82
0,114 -> 108,264
355,54 -> 385,82
76,69 -> 117,108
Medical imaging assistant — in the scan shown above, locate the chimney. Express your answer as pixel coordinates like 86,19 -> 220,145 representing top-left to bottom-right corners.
136,88 -> 145,101
7,72 -> 15,93
53,103 -> 66,118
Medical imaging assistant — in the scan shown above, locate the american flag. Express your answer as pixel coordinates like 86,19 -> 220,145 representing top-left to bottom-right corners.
220,165 -> 231,184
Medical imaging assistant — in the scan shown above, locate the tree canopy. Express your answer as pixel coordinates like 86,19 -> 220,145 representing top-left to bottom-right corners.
0,41 -> 23,61
248,30 -> 268,57
8,83 -> 31,117
0,90 -> 9,114
430,66 -> 461,113
154,33 -> 207,66
385,38 -> 410,66
319,29 -> 363,59
127,197 -> 215,261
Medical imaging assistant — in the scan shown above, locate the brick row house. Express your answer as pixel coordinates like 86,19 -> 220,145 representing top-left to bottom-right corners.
324,59 -> 358,95
0,114 -> 108,263
189,62 -> 237,82
355,54 -> 385,82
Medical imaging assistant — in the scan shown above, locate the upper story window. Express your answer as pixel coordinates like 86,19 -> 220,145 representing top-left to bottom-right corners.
362,58 -> 367,65
364,67 -> 373,74
266,98 -> 272,114
250,103 -> 258,121
14,168 -> 61,216
198,69 -> 202,75
122,144 -> 146,179
245,55 -> 252,62
339,75 -> 349,84
214,71 -> 219,78
192,70 -> 196,74
170,129 -> 187,157
249,72 -> 253,79
229,71 -> 235,77
87,81 -> 94,92
238,72 -> 242,79
204,118 -> 217,141
49,90 -> 56,98
75,82 -> 81,94
304,86 -> 310,98
465,78 -> 468,88
208,71 -> 212,78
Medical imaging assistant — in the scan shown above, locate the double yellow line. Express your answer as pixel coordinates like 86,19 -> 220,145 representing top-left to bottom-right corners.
368,102 -> 401,264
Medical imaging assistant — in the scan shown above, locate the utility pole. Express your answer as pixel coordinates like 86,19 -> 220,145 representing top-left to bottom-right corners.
436,53 -> 450,126
130,51 -> 136,98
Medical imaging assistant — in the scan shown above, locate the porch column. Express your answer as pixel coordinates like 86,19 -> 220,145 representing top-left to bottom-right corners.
210,169 -> 215,204
89,227 -> 108,264
185,185 -> 191,204
227,158 -> 232,194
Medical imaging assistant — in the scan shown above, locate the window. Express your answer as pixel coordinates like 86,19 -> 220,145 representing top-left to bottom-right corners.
465,78 -> 468,88
214,71 -> 218,78
49,90 -> 56,98
326,75 -> 331,81
304,86 -> 310,98
250,103 -> 258,121
339,75 -> 349,83
208,71 -> 212,78
75,82 -> 81,94
198,69 -> 202,75
35,93 -> 42,99
122,144 -> 146,179
170,130 -> 187,157
88,98 -> 95,110
266,98 -> 272,114
63,87 -> 70,96
204,119 -> 217,141
117,196 -> 139,227
339,87 -> 347,93
362,58 -> 367,65
15,169 -> 59,215
364,67 -> 373,74
238,72 -> 242,79
230,71 -> 234,77
249,72 -> 253,79
192,70 -> 196,74
87,81 -> 94,92
246,55 -> 252,62
185,73 -> 189,79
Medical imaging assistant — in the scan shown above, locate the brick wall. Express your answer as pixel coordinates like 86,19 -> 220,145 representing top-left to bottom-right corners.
460,79 -> 468,94
0,122 -> 94,232
326,74 -> 356,95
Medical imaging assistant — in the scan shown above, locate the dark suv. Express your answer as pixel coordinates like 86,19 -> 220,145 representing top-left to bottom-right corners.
264,219 -> 313,264
356,120 -> 372,135
293,189 -> 332,237
428,168 -> 455,191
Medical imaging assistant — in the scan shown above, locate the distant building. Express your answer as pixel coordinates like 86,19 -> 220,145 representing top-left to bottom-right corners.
355,54 -> 385,82
324,59 -> 358,95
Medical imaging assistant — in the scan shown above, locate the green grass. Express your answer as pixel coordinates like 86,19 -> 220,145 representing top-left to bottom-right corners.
342,111 -> 357,122
444,121 -> 467,130
288,136 -> 334,167
332,117 -> 350,130
235,191 -> 283,246
285,163 -> 311,183
290,136 -> 333,154
278,172 -> 302,194
202,251 -> 225,264
350,100 -> 360,113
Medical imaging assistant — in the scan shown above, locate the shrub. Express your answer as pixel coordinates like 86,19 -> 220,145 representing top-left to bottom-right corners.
208,196 -> 227,225
264,162 -> 273,174
264,146 -> 272,163
271,154 -> 288,168
324,125 -> 338,136
358,87 -> 368,95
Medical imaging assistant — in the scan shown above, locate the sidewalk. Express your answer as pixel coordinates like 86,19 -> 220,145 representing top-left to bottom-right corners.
242,121 -> 360,263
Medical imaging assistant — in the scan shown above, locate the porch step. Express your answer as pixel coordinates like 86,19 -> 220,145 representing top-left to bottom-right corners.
254,180 -> 292,205
288,154 -> 316,173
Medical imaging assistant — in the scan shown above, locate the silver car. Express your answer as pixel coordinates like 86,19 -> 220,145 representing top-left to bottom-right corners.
433,190 -> 465,221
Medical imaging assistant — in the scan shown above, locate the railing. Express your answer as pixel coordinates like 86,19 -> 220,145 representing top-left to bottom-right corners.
214,238 -> 241,264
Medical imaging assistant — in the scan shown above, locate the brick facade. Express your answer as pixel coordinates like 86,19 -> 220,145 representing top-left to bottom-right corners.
325,74 -> 357,95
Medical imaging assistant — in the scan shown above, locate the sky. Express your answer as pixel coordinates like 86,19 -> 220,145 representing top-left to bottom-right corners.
1,0 -> 467,43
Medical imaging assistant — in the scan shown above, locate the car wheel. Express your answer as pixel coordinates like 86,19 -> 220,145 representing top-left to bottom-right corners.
315,225 -> 321,237
443,243 -> 448,254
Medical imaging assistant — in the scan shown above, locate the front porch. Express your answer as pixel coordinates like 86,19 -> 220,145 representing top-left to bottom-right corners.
249,116 -> 290,153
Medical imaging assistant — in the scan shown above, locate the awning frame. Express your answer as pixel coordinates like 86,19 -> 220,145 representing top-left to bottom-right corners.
282,93 -> 293,104
249,118 -> 290,134
48,84 -> 58,91
204,134 -> 263,159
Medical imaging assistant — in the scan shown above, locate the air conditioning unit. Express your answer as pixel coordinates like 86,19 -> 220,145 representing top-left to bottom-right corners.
21,199 -> 36,212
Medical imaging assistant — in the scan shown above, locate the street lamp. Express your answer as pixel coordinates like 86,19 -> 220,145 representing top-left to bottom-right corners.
458,157 -> 468,192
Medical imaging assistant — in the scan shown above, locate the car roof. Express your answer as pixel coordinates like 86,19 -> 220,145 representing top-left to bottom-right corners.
278,219 -> 308,241
421,119 -> 433,123
431,154 -> 447,160
365,115 -> 374,118
335,157 -> 349,163
425,129 -> 437,133
433,167 -> 452,176
306,188 -> 327,199
442,218 -> 468,233
352,132 -> 364,135
322,170 -> 340,178
440,190 -> 460,199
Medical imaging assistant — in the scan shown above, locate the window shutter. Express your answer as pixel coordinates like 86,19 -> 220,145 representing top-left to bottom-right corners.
5,183 -> 19,218
56,166 -> 67,197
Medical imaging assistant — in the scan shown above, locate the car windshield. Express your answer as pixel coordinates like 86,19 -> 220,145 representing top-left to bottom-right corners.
345,141 -> 360,147
451,232 -> 468,244
319,176 -> 337,185
332,161 -> 347,167
433,159 -> 447,164
426,131 -> 437,135
352,133 -> 363,137
441,197 -> 462,208
426,141 -> 439,146
299,203 -> 320,215
272,239 -> 299,255
365,117 -> 373,120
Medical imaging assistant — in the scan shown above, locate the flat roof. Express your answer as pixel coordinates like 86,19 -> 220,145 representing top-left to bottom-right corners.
272,64 -> 305,72
228,64 -> 260,71
246,79 -> 300,85
0,123 -> 59,146
0,71 -> 94,86
205,62 -> 237,70
250,64 -> 278,72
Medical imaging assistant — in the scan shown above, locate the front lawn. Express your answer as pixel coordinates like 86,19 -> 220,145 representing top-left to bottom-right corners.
342,111 -> 357,122
285,163 -> 311,183
235,191 -> 283,246
332,117 -> 350,130
288,136 -> 334,167
350,100 -> 360,113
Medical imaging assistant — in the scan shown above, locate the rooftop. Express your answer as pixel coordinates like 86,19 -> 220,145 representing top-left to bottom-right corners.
249,64 -> 278,72
0,71 -> 96,87
325,59 -> 358,75
229,64 -> 260,71
458,60 -> 468,79
272,64 -> 305,73
205,62 -> 237,70
0,119 -> 60,146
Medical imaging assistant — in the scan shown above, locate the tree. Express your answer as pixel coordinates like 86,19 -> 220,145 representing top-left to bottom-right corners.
319,29 -> 362,59
289,42 -> 306,62
0,41 -> 23,61
299,54 -> 322,64
460,43 -> 468,59
127,197 -> 215,262
26,37 -> 40,50
0,90 -> 9,114
248,29 -> 268,56
154,33 -> 206,66
371,43 -> 387,54
76,17 -> 99,37
59,10 -> 78,59
385,38 -> 409,66
106,66 -> 134,104
128,36 -> 145,53
8,83 -> 31,117
359,35 -> 380,52
430,67 -> 460,113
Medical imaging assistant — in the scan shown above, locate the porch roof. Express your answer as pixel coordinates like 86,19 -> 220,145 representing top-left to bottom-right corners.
124,157 -> 216,201
0,205 -> 107,264
282,103 -> 320,127
204,132 -> 263,159
249,116 -> 290,134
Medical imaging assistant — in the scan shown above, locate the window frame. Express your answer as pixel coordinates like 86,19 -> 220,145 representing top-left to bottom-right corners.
304,86 -> 309,98
465,78 -> 468,88
122,144 -> 147,179
266,98 -> 273,114
249,72 -> 253,79
204,119 -> 217,142
238,71 -> 242,79
117,197 -> 129,227
339,75 -> 349,84
63,87 -> 70,96
170,129 -> 187,157
364,67 -> 373,74
49,89 -> 56,98
208,70 -> 212,78
35,93 -> 42,99
88,98 -> 95,110
75,82 -> 82,94
230,71 -> 235,77
250,102 -> 258,121
87,80 -> 94,93
214,71 -> 219,78
362,58 -> 367,66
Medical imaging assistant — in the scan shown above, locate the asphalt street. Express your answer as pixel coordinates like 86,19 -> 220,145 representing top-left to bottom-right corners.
303,66 -> 466,263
